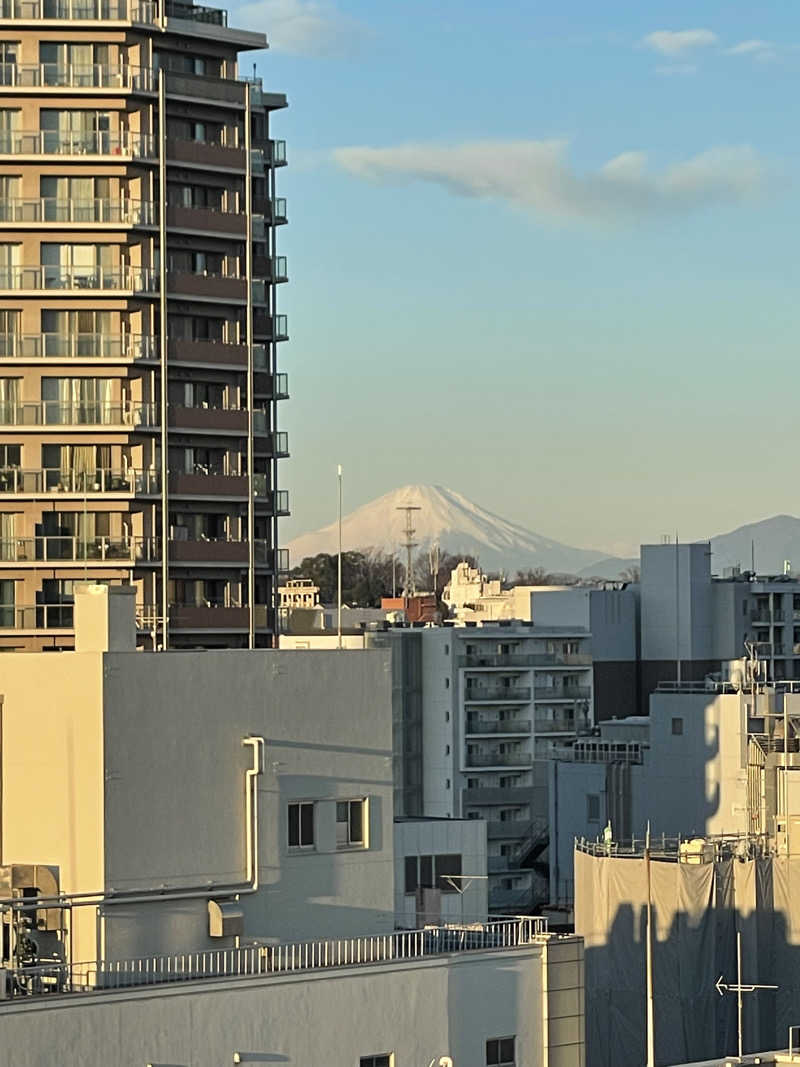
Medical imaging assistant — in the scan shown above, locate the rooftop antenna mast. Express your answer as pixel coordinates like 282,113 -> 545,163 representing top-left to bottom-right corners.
397,505 -> 421,599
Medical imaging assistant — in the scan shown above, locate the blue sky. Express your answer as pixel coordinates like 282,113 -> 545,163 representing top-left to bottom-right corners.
229,0 -> 799,556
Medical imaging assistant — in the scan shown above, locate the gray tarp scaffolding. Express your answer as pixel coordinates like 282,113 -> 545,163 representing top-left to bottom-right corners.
575,848 -> 800,1067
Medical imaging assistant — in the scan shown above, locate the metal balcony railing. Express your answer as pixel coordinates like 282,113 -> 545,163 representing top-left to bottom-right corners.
0,266 -> 158,292
0,63 -> 153,90
464,687 -> 532,702
0,535 -> 151,562
2,918 -> 548,1000
0,198 -> 155,224
534,685 -> 591,700
0,130 -> 156,157
0,333 -> 157,360
534,718 -> 576,734
465,719 -> 532,735
0,603 -> 73,629
0,467 -> 161,494
0,0 -> 156,18
464,751 -> 532,768
458,652 -> 591,668
0,402 -> 158,426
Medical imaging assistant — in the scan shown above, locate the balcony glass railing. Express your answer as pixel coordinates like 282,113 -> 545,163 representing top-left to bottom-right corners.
0,467 -> 161,494
0,402 -> 158,426
464,687 -> 532,702
273,372 -> 289,398
269,314 -> 288,340
0,535 -> 147,562
0,0 -> 156,19
0,333 -> 157,359
465,752 -> 532,768
0,266 -> 158,292
0,63 -> 153,90
269,139 -> 287,165
0,198 -> 155,224
0,603 -> 73,629
0,130 -> 155,157
165,0 -> 226,25
465,719 -> 532,735
534,685 -> 591,700
270,197 -> 287,223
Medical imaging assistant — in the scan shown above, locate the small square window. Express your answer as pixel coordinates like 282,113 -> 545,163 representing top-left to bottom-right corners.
486,1035 -> 516,1066
360,1056 -> 392,1067
435,853 -> 462,892
672,717 -> 684,736
336,798 -> 366,848
288,801 -> 314,848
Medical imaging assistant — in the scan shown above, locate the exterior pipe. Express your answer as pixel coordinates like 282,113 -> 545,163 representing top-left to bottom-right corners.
0,736 -> 265,911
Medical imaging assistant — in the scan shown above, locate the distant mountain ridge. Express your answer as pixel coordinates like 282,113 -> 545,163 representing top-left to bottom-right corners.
287,484 -> 627,576
710,514 -> 800,575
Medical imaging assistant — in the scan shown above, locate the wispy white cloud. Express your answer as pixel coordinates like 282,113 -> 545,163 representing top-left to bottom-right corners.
726,39 -> 777,61
332,139 -> 767,227
232,0 -> 368,57
641,28 -> 718,56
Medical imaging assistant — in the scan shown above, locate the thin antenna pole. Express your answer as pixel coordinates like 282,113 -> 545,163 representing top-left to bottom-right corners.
675,533 -> 681,685
337,465 -> 342,649
645,820 -> 655,1067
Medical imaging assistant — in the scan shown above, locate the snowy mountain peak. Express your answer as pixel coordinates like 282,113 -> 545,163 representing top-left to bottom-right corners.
286,484 -> 619,575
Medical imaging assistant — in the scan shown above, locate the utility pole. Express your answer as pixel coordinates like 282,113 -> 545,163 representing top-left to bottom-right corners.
645,821 -> 655,1067
337,465 -> 342,649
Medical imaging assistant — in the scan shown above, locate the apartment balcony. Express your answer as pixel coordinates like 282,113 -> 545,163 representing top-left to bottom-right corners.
464,687 -> 532,704
0,266 -> 158,294
269,139 -> 287,166
0,467 -> 160,496
255,431 -> 289,457
166,138 -> 245,172
164,71 -> 244,107
259,373 -> 289,400
0,0 -> 157,20
458,652 -> 592,668
465,719 -> 532,736
169,471 -> 249,498
534,685 -> 591,701
534,717 -> 576,734
462,786 -> 536,806
0,333 -> 156,361
165,0 -> 226,25
167,339 -> 252,368
464,752 -> 533,769
486,821 -> 530,840
0,130 -> 155,159
166,203 -> 246,237
0,602 -> 73,630
752,609 -> 784,623
0,63 -> 153,91
168,404 -> 249,433
169,604 -> 250,630
166,271 -> 246,303
257,486 -> 289,513
267,197 -> 288,225
0,198 -> 155,227
0,535 -> 150,564
264,256 -> 288,283
0,402 -> 158,428
257,314 -> 288,341
168,538 -> 270,564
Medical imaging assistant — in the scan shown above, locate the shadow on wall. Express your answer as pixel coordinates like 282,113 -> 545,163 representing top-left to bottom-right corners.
240,771 -> 393,944
581,856 -> 800,1067
641,716 -> 722,840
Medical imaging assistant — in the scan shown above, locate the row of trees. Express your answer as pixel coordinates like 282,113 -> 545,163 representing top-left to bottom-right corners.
288,552 -> 640,608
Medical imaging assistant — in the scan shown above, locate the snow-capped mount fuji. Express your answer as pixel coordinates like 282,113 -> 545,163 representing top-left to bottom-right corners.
286,484 -> 626,576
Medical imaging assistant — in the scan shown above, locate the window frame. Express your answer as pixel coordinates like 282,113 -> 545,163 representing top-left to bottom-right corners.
486,1035 -> 516,1066
336,797 -> 367,849
287,800 -> 315,850
359,1055 -> 393,1067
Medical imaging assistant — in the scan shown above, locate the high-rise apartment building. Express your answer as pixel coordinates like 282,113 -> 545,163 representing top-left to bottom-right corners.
0,0 -> 288,650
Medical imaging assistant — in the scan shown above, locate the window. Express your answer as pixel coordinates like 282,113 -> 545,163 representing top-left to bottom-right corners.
486,1036 -> 516,1066
404,855 -> 418,894
672,717 -> 683,736
586,794 -> 600,823
360,1056 -> 392,1067
336,798 -> 365,848
288,801 -> 314,848
435,853 -> 462,892
420,854 -> 433,888
445,677 -> 450,689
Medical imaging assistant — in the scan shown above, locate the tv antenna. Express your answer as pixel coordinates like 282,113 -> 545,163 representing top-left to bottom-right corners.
396,504 -> 421,598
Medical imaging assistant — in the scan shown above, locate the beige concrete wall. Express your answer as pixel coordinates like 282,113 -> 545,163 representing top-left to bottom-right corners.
99,647 -> 396,957
0,943 -> 581,1067
0,649 -> 105,960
